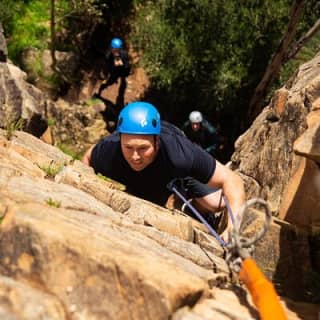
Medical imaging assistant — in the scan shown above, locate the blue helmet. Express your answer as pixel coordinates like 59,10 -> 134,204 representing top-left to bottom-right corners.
110,37 -> 123,49
117,102 -> 161,135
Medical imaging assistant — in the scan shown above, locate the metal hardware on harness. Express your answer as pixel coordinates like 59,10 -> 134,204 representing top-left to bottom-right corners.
170,185 -> 228,247
227,199 -> 287,320
167,178 -> 237,247
225,198 -> 272,274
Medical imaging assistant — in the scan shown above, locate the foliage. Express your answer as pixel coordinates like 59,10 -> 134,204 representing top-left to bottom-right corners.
97,173 -> 126,191
2,0 -> 320,134
3,0 -> 112,63
7,0 -> 51,63
47,117 -> 56,126
294,1 -> 320,39
21,48 -> 44,84
85,97 -> 102,106
97,173 -> 114,182
131,1 -> 233,113
57,143 -> 84,160
279,29 -> 320,85
52,0 -> 109,52
46,197 -> 61,208
130,0 -> 320,130
39,162 -> 64,178
5,117 -> 26,140
0,0 -> 24,35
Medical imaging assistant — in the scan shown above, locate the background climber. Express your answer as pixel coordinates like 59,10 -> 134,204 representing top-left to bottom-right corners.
182,110 -> 220,158
94,37 -> 131,111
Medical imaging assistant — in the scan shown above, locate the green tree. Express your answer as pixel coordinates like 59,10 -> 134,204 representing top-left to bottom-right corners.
248,1 -> 320,122
0,0 -> 23,35
4,0 -> 50,63
130,0 -> 319,132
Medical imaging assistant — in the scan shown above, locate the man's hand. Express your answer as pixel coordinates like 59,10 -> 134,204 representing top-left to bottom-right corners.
114,57 -> 123,67
207,160 -> 246,228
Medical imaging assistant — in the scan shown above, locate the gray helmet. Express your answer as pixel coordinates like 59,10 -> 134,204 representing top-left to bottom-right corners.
189,111 -> 203,123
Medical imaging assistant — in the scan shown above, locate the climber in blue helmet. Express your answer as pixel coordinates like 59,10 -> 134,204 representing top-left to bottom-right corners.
82,101 -> 246,241
95,37 -> 131,109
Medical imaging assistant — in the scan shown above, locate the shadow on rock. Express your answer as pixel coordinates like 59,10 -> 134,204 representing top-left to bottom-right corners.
93,94 -> 122,133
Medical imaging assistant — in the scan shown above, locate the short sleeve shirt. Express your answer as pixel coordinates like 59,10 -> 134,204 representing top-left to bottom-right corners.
91,121 -> 216,206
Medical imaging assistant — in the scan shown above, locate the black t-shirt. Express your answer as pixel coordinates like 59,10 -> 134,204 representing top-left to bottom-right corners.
91,121 -> 216,206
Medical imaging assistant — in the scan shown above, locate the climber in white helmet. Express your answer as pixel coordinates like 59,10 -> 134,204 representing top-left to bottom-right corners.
183,111 -> 219,158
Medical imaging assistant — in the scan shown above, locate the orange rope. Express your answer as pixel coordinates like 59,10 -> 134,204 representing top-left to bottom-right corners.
239,258 -> 287,320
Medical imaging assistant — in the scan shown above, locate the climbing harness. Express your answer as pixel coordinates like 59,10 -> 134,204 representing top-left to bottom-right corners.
168,179 -> 287,319
167,179 -> 233,247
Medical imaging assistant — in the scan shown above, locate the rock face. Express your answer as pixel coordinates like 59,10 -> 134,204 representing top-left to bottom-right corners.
0,33 -> 51,137
45,98 -> 109,156
231,53 -> 320,230
20,48 -> 79,93
231,53 -> 320,302
231,86 -> 307,215
0,130 -> 318,319
0,61 -> 50,138
1,25 -> 319,318
0,60 -> 110,156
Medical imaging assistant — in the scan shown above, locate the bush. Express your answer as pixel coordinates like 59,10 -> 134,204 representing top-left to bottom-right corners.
0,0 -> 23,35
7,0 -> 50,63
130,0 -> 320,130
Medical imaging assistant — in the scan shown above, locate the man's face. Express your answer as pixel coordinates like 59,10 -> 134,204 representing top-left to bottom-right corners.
111,48 -> 120,56
121,134 -> 158,171
191,122 -> 201,132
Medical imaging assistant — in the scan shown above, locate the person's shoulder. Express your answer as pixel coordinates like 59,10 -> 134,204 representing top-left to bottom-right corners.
160,121 -> 199,156
90,133 -> 121,174
91,133 -> 120,166
95,133 -> 120,151
202,119 -> 216,133
161,120 -> 186,137
160,121 -> 214,174
160,121 -> 191,155
159,122 -> 193,168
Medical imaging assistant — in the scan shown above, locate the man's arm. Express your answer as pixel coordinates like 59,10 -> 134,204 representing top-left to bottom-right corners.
82,144 -> 96,166
207,160 -> 246,224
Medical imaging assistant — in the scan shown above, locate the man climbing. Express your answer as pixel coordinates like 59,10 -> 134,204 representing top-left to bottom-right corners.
82,101 -> 246,241
95,37 -> 131,109
182,110 -> 220,158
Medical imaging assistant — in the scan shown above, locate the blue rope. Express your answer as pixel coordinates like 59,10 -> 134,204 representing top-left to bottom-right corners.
171,186 -> 227,247
223,194 -> 236,226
